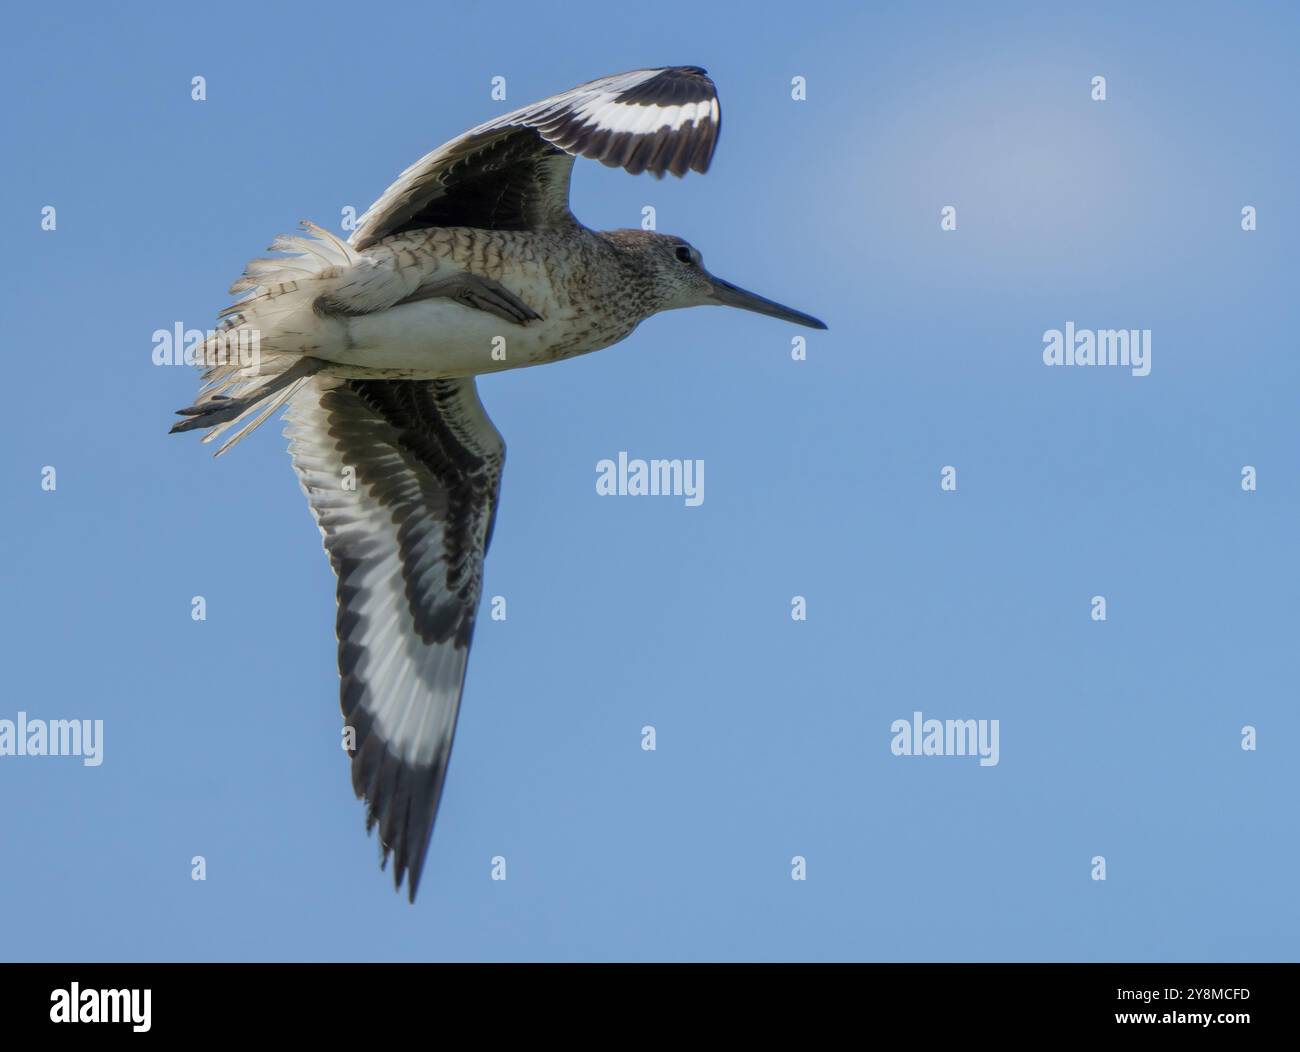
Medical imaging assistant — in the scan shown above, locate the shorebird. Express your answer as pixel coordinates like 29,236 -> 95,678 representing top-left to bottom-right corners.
171,66 -> 826,901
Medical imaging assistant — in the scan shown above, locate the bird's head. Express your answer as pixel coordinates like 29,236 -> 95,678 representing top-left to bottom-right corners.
605,230 -> 827,330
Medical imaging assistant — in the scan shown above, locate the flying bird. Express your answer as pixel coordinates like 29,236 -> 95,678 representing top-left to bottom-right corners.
171,66 -> 826,901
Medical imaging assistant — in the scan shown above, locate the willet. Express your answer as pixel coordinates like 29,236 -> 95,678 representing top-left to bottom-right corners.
171,66 -> 826,901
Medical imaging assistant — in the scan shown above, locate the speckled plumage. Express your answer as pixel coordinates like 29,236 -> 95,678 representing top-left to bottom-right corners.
324,225 -> 690,371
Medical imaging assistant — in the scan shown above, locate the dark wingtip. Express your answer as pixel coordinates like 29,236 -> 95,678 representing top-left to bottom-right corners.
348,706 -> 442,906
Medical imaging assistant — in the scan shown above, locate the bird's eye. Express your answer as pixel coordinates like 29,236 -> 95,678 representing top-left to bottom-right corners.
674,246 -> 695,264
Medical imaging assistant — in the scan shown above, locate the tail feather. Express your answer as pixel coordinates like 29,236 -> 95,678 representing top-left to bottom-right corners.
171,357 -> 327,454
171,219 -> 359,455
169,395 -> 246,433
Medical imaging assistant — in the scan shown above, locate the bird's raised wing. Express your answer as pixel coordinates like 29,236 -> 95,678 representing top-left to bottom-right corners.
285,375 -> 505,901
350,65 -> 721,247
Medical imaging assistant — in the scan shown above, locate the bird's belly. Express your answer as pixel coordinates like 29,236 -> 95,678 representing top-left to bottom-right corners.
324,299 -> 617,378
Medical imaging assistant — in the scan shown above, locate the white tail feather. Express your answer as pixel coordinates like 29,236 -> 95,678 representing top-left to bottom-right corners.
178,220 -> 360,454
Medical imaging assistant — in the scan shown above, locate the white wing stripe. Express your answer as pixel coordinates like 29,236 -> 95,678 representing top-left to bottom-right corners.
350,66 -> 720,246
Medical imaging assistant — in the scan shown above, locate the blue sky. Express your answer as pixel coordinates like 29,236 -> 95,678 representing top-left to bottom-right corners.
2,1 -> 1297,961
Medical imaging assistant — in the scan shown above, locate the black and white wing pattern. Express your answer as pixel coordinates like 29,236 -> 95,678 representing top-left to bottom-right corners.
285,376 -> 505,901
350,65 -> 721,246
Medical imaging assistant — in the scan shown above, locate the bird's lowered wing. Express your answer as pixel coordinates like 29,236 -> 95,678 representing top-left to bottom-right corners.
350,65 -> 721,246
285,376 -> 505,901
